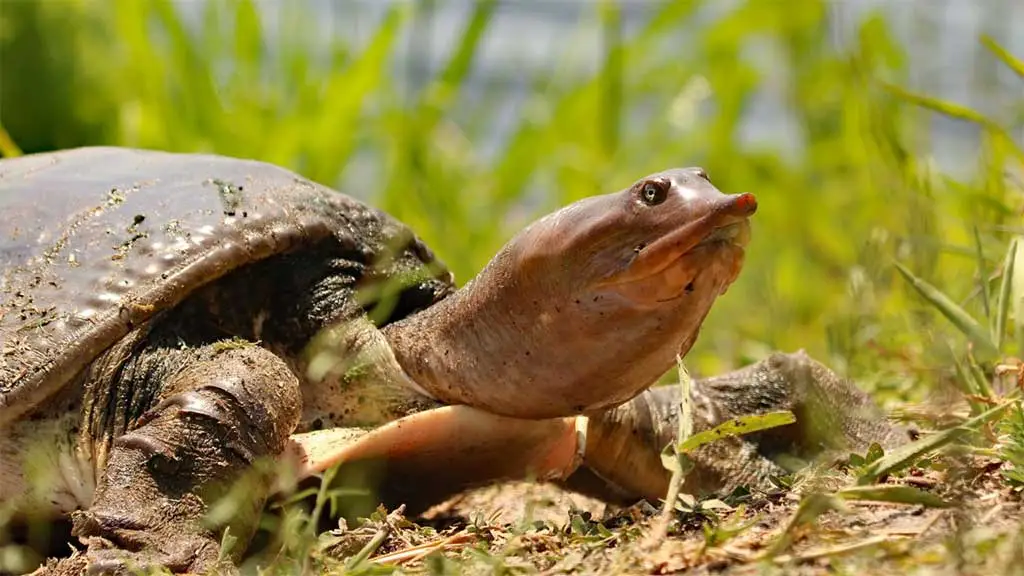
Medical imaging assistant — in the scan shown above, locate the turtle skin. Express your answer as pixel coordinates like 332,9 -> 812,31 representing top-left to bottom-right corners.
0,148 -> 907,575
0,147 -> 454,574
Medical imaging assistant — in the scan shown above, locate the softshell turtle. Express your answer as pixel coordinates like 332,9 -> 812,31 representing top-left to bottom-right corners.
0,147 -> 904,574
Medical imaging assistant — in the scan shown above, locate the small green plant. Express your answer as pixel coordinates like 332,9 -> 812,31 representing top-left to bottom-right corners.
997,403 -> 1024,488
644,354 -> 796,549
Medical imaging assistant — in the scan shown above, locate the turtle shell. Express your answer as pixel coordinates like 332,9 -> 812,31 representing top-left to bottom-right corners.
0,147 -> 455,427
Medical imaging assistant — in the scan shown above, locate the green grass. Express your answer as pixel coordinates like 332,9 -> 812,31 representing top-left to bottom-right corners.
3,0 -> 1024,574
8,0 -> 1012,383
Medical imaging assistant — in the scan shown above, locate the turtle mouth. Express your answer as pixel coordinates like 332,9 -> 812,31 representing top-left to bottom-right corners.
643,220 -> 750,303
599,192 -> 756,288
693,219 -> 751,250
601,210 -> 753,306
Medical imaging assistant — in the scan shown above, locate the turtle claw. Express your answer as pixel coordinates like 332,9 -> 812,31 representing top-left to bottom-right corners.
141,381 -> 241,426
153,386 -> 232,424
132,381 -> 267,466
113,432 -> 177,460
74,509 -> 148,537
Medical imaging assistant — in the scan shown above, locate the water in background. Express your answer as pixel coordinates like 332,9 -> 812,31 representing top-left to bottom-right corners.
174,0 -> 1023,177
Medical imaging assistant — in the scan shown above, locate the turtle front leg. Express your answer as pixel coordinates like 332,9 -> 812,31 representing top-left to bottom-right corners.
68,343 -> 301,575
285,405 -> 585,516
563,350 -> 911,504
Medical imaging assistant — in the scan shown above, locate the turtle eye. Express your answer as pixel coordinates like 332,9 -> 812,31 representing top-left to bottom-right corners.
640,180 -> 668,206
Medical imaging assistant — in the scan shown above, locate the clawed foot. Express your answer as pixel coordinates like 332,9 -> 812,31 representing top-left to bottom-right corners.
31,537 -> 231,576
43,501 -> 232,576
25,509 -> 231,576
49,345 -> 304,575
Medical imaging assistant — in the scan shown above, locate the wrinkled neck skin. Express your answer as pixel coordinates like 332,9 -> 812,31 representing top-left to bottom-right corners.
383,168 -> 754,420
382,213 -> 747,420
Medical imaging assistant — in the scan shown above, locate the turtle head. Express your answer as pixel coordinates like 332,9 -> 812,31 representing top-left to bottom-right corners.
511,167 -> 755,310
385,167 -> 756,419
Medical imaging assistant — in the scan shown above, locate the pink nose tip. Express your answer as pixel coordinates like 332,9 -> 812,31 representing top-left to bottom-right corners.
732,192 -> 757,215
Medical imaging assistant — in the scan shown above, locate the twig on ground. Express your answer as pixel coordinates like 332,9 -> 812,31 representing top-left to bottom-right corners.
372,530 -> 477,565
771,534 -> 903,564
345,504 -> 406,570
901,476 -> 938,488
876,510 -> 945,538
916,510 -> 946,539
980,502 -> 1005,524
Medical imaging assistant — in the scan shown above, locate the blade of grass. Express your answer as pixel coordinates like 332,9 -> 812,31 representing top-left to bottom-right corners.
598,0 -> 623,159
981,34 -> 1024,80
678,355 -> 695,443
883,82 -> 1024,165
376,0 -> 495,264
1013,236 -> 1024,354
152,0 -> 224,136
950,349 -> 985,416
894,261 -> 998,357
837,484 -> 951,508
415,0 -> 497,130
677,411 -> 796,453
232,0 -> 262,69
966,347 -> 995,399
974,226 -> 991,322
996,237 -> 1019,350
950,345 -> 982,397
344,505 -> 406,571
305,465 -> 340,539
761,492 -> 845,559
0,124 -> 21,158
218,526 -> 238,563
882,82 -> 996,128
490,0 -> 703,209
771,535 -> 898,565
305,3 -> 410,184
648,369 -> 795,550
646,354 -> 695,549
858,398 -> 1016,483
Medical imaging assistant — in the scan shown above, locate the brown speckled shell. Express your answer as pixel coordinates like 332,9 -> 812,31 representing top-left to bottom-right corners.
0,147 -> 453,426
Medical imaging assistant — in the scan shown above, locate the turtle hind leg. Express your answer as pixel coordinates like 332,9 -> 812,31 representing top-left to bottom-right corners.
562,351 -> 910,504
67,342 -> 301,575
557,385 -> 786,505
693,350 -> 911,456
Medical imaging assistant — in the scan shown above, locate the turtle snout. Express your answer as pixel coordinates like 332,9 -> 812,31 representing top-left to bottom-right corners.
727,192 -> 757,217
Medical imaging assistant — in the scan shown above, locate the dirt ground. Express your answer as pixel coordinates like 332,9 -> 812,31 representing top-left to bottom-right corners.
318,455 -> 1024,575
11,454 -> 1023,575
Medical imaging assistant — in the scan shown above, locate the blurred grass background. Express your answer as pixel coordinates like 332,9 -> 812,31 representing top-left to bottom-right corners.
1,0 -> 1022,406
